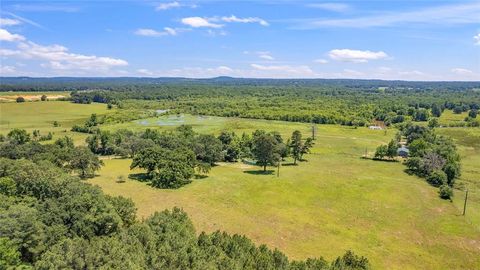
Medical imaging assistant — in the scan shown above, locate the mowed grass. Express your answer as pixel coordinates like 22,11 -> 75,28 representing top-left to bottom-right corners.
438,110 -> 468,126
437,128 -> 480,231
89,117 -> 480,270
0,101 -> 112,144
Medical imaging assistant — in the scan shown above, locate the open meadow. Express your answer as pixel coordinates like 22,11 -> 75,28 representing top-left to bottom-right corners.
0,100 -> 113,144
1,101 -> 479,269
87,109 -> 480,270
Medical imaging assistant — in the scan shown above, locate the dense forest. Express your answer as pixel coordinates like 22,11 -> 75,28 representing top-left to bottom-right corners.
3,77 -> 479,127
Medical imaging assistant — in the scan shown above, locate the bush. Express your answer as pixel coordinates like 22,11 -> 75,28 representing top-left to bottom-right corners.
438,185 -> 453,200
426,170 -> 447,187
16,96 -> 25,103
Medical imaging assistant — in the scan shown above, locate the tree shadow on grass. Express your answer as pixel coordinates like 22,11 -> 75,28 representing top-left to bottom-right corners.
281,162 -> 298,166
128,173 -> 151,183
194,174 -> 208,179
244,170 -> 275,175
371,158 -> 398,163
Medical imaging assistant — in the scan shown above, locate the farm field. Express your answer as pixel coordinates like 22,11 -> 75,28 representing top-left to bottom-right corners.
0,91 -> 70,102
89,114 -> 480,270
0,101 -> 112,144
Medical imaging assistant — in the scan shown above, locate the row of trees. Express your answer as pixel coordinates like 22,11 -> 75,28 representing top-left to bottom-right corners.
0,141 -> 369,269
401,124 -> 460,199
85,126 -> 314,188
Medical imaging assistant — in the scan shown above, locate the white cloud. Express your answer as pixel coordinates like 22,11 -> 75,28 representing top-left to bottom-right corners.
314,59 -> 328,64
451,68 -> 473,75
206,29 -> 227,37
398,70 -> 424,76
474,33 -> 480,45
0,18 -> 21,26
134,27 -> 178,37
1,29 -> 128,74
328,49 -> 388,63
156,1 -> 181,10
0,29 -> 25,42
244,51 -> 275,60
259,54 -> 274,60
220,15 -> 269,26
304,2 -> 480,28
10,4 -> 79,12
0,65 -> 16,74
181,17 -> 223,28
307,3 -> 351,12
137,69 -> 154,76
250,64 -> 315,75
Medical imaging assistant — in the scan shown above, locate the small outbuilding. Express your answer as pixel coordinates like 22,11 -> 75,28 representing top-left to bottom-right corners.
397,146 -> 409,158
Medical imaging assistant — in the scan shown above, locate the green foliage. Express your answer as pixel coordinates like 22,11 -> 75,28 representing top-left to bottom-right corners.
400,124 -> 461,198
290,130 -> 303,164
428,118 -> 439,128
131,146 -> 195,189
438,185 -> 453,200
426,170 -> 447,187
0,176 -> 16,196
7,129 -> 30,145
252,131 -> 281,171
68,146 -> 104,178
0,237 -> 22,267
374,145 -> 388,160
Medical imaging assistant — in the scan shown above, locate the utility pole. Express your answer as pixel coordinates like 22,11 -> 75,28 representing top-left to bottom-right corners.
311,124 -> 316,140
463,189 -> 468,216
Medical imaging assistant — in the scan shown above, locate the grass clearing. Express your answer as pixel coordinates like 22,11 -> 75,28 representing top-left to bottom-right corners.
89,116 -> 480,270
0,101 -> 112,144
438,110 -> 468,126
437,128 -> 480,231
0,91 -> 70,102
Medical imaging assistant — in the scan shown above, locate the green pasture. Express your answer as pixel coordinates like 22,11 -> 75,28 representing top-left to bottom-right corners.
1,101 -> 479,269
0,101 -> 112,144
438,110 -> 468,126
91,116 -> 480,270
437,127 -> 480,231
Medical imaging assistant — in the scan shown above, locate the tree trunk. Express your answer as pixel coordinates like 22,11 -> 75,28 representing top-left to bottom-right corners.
263,164 -> 266,172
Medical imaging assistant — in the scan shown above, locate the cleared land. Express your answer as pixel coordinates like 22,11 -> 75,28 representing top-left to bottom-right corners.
90,113 -> 480,270
0,91 -> 70,102
0,101 -> 112,144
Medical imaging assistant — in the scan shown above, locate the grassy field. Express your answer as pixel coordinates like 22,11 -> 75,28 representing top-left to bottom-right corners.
438,110 -> 469,126
437,128 -> 480,231
0,101 -> 112,144
89,115 -> 480,270
0,91 -> 70,102
2,101 -> 479,269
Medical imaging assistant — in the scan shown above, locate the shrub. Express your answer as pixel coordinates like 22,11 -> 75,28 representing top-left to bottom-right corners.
439,185 -> 453,200
426,170 -> 447,187
16,96 -> 25,103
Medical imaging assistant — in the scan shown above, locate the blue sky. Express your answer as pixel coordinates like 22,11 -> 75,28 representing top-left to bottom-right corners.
0,0 -> 479,80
